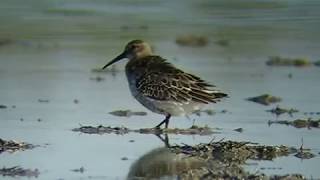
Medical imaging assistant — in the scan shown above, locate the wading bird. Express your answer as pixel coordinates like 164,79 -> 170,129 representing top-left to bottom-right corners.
102,40 -> 228,129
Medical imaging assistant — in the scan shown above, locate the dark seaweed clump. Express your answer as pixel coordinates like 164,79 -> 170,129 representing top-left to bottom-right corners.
176,35 -> 208,47
247,94 -> 281,105
0,105 -> 7,109
72,125 -> 215,136
0,166 -> 39,178
170,140 -> 297,162
138,125 -> 215,136
72,125 -> 130,135
266,56 -> 311,67
266,106 -> 299,116
0,138 -> 36,154
169,140 -> 304,179
268,118 -> 320,129
109,110 -> 147,117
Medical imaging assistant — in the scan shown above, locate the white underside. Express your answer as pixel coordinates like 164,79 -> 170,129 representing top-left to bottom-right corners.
134,93 -> 205,116
150,98 -> 204,116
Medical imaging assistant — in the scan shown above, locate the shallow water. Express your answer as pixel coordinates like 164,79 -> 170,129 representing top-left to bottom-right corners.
1,0 -> 320,179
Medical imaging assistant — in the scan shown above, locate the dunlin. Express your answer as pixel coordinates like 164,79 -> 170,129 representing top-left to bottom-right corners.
103,40 -> 228,128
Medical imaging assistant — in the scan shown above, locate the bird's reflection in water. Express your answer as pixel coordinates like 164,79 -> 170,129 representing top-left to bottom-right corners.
127,134 -> 206,180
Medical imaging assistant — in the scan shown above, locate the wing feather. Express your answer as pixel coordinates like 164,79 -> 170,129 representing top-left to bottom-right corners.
135,56 -> 228,103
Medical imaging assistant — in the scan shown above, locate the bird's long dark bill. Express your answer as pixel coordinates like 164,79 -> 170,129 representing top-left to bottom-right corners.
102,52 -> 126,69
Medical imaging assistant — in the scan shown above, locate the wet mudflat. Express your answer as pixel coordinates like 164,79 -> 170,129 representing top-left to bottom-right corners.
1,0 -> 320,179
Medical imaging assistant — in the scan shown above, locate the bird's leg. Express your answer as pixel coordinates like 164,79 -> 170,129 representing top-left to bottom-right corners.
164,114 -> 170,129
155,114 -> 171,129
155,133 -> 170,147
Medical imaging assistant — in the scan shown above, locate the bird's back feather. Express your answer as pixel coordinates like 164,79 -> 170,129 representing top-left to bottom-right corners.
128,56 -> 228,104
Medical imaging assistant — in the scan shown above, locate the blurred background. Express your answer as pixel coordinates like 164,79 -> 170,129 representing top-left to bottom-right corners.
0,0 -> 320,179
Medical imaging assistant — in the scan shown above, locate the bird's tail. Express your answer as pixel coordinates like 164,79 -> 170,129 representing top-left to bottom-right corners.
213,92 -> 228,99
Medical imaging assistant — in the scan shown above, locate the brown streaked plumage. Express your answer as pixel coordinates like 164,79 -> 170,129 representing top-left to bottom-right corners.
103,40 -> 228,129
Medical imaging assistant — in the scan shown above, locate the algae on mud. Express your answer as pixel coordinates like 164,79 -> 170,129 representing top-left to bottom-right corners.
268,118 -> 320,129
72,125 -> 130,135
266,106 -> 299,116
247,94 -> 282,106
294,151 -> 316,160
0,138 -> 36,154
175,35 -> 209,47
0,166 -> 39,178
266,56 -> 314,67
70,167 -> 85,173
128,140 -> 305,180
138,125 -> 215,136
109,110 -> 147,117
72,125 -> 215,136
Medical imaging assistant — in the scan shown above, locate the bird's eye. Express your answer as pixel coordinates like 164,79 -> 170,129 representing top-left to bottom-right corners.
132,45 -> 137,49
128,45 -> 136,51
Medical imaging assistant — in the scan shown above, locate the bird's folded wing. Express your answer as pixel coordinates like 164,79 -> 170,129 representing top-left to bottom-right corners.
136,70 -> 226,104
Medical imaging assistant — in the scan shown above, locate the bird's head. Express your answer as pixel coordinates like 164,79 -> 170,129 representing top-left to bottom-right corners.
102,40 -> 153,69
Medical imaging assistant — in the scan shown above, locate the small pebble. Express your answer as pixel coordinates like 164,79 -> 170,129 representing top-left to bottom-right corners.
71,167 -> 85,173
73,99 -> 79,104
246,94 -> 281,106
129,140 -> 135,143
0,105 -> 7,109
234,128 -> 243,133
221,109 -> 228,113
90,76 -> 104,82
37,118 -> 42,122
38,99 -> 50,103
121,157 -> 128,161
